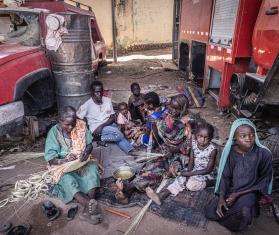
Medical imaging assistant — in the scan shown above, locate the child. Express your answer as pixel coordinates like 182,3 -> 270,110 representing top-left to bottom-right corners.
141,91 -> 166,147
205,118 -> 272,232
128,83 -> 144,122
116,102 -> 145,146
146,122 -> 217,205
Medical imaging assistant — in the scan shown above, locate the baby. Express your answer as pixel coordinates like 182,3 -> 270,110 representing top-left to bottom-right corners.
117,102 -> 145,146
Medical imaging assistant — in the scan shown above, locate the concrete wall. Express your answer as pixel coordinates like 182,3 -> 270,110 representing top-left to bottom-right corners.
77,0 -> 173,49
73,0 -> 113,46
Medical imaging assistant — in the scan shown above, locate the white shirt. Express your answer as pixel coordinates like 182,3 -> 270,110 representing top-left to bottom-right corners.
77,97 -> 115,132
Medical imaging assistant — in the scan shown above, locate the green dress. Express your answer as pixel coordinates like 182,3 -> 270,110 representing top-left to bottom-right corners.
44,124 -> 100,203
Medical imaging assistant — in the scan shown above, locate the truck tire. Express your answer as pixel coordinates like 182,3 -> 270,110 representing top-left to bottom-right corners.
21,75 -> 55,115
262,134 -> 279,160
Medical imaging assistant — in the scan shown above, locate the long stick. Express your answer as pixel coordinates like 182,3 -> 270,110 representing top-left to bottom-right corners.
105,208 -> 131,219
124,178 -> 168,235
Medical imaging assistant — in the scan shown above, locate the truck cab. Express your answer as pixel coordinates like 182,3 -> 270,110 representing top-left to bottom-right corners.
0,0 -> 106,136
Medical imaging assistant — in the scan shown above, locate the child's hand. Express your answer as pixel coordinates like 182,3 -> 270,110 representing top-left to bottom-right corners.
168,165 -> 178,177
116,178 -> 124,191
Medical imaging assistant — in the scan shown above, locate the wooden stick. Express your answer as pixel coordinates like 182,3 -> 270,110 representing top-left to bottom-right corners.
105,208 -> 131,219
188,86 -> 201,108
124,178 -> 168,235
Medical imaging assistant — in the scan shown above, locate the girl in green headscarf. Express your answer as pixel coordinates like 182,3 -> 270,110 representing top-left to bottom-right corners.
206,118 -> 272,232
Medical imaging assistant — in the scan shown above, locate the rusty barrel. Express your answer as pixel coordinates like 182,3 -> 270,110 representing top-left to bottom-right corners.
48,13 -> 93,112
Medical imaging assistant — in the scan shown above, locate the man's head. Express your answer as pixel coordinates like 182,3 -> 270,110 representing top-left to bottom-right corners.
143,92 -> 160,112
234,125 -> 255,152
91,81 -> 104,104
131,83 -> 141,97
59,106 -> 77,134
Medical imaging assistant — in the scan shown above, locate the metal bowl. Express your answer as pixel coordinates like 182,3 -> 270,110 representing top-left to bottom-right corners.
112,166 -> 134,180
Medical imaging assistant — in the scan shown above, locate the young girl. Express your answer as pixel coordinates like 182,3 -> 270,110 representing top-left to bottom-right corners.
146,122 -> 217,205
205,118 -> 272,232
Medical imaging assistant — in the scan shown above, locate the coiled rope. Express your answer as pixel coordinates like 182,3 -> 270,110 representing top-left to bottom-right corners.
0,171 -> 52,208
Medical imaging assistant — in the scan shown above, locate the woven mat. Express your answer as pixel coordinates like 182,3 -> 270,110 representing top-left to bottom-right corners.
97,177 -> 215,229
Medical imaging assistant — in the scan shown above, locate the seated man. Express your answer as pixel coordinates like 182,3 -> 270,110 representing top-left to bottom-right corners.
44,106 -> 100,208
77,81 -> 135,155
205,118 -> 272,232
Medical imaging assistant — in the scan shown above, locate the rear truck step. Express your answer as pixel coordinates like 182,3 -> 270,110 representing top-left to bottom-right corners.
246,72 -> 266,83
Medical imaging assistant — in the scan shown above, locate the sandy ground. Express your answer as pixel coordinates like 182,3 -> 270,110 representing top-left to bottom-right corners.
0,48 -> 278,235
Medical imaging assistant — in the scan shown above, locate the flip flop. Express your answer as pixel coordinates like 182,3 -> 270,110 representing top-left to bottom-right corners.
0,222 -> 12,233
67,204 -> 78,221
7,224 -> 31,235
42,201 -> 60,221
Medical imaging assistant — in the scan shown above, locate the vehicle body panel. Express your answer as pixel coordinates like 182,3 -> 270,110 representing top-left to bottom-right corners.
179,0 -> 213,44
252,0 -> 279,71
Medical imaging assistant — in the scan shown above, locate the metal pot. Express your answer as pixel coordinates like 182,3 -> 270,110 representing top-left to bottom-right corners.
112,166 -> 134,181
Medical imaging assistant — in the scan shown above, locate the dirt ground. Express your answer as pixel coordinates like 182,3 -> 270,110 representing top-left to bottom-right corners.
0,48 -> 279,235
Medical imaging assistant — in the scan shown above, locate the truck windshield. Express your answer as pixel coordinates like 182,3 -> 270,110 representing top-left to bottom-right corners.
0,11 -> 40,46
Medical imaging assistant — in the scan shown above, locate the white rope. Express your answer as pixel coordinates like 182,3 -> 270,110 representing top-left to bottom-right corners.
0,171 -> 51,208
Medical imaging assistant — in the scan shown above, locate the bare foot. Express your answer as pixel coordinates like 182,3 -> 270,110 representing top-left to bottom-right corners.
146,187 -> 161,205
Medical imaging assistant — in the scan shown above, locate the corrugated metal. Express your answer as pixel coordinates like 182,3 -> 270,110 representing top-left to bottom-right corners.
210,0 -> 239,46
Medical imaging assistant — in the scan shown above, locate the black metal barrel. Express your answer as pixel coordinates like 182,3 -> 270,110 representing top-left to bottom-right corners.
48,13 -> 93,112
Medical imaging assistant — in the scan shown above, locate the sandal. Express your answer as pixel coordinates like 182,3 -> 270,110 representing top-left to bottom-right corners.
7,224 -> 31,235
0,222 -> 12,233
80,199 -> 102,225
67,204 -> 78,221
42,201 -> 60,221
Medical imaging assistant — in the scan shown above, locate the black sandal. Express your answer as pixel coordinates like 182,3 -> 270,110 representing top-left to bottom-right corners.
42,201 -> 60,221
0,222 -> 12,233
67,204 -> 78,221
7,224 -> 31,235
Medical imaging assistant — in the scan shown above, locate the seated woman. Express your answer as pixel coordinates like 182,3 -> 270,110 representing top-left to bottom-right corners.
146,122 -> 217,205
205,118 -> 272,232
44,106 -> 100,210
155,94 -> 191,161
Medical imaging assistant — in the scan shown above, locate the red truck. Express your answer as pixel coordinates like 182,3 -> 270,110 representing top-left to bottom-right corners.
174,0 -> 279,117
0,0 -> 106,135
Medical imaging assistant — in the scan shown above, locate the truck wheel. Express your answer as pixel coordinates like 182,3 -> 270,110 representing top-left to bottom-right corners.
262,134 -> 279,160
21,76 -> 55,115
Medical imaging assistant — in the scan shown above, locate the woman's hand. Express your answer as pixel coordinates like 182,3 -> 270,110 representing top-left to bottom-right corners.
226,192 -> 239,206
67,154 -> 77,162
80,152 -> 89,162
216,196 -> 228,218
